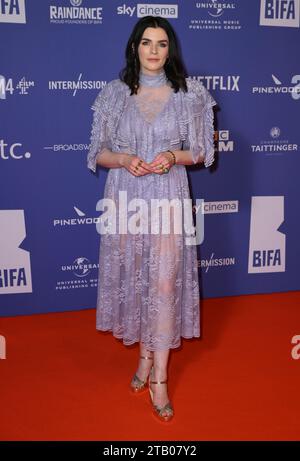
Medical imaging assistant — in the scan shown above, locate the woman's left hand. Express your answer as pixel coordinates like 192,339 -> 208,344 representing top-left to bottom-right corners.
148,151 -> 174,175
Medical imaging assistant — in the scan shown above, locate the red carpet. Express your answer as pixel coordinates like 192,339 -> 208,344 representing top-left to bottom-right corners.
0,291 -> 299,441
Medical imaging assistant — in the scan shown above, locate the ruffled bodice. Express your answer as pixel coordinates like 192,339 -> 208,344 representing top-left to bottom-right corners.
87,73 -> 217,173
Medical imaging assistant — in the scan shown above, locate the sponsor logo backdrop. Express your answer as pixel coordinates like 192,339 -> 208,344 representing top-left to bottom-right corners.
1,0 -> 299,315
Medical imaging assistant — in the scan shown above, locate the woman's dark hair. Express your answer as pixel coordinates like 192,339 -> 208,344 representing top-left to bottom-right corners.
119,16 -> 188,95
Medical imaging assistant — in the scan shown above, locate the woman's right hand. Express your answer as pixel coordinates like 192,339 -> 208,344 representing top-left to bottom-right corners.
120,153 -> 153,177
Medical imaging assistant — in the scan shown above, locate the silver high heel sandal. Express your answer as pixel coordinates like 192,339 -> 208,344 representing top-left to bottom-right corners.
148,366 -> 174,422
130,355 -> 153,393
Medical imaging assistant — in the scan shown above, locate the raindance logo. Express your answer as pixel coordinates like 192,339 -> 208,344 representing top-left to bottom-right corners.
260,0 -> 300,27
251,126 -> 298,156
190,1 -> 242,31
252,74 -> 300,100
49,0 -> 103,25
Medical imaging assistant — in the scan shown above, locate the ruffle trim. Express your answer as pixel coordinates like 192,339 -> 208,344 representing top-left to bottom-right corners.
87,80 -> 129,173
174,77 -> 217,167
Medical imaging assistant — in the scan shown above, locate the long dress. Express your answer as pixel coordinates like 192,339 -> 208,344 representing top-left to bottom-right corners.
87,69 -> 217,351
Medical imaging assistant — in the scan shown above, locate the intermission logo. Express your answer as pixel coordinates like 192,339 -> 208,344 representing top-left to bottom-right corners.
56,257 -> 99,290
252,74 -> 300,100
49,0 -> 103,24
199,253 -> 236,272
117,4 -> 178,18
0,210 -> 32,294
248,196 -> 285,273
260,0 -> 300,27
0,0 -> 26,23
53,206 -> 100,228
190,1 -> 242,31
0,75 -> 35,99
191,75 -> 240,91
0,139 -> 32,161
251,126 -> 298,156
215,130 -> 234,154
48,73 -> 106,96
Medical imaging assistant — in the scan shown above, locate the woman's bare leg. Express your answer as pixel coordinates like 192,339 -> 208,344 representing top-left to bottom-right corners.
151,349 -> 171,410
135,342 -> 153,382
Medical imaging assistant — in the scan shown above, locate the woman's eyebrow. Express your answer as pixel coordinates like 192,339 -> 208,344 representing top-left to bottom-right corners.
141,37 -> 168,42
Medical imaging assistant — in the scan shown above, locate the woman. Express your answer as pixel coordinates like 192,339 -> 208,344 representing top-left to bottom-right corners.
87,15 -> 217,422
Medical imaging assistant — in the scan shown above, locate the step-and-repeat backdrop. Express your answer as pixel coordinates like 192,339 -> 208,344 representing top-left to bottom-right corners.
1,0 -> 299,316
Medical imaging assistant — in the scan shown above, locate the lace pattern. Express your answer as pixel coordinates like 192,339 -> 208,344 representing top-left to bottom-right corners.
87,73 -> 217,350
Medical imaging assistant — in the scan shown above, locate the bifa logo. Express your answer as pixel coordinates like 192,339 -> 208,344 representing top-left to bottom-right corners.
0,335 -> 6,359
248,196 -> 286,273
0,210 -> 32,294
215,130 -> 234,153
260,0 -> 300,27
291,335 -> 300,359
0,0 -> 26,23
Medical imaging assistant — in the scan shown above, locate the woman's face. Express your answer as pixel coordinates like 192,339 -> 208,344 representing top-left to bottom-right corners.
137,27 -> 169,75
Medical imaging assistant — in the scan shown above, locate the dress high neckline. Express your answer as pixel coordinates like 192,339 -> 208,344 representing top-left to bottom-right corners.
139,68 -> 168,87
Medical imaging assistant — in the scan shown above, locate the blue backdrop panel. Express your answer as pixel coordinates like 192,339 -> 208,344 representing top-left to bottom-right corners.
1,0 -> 299,316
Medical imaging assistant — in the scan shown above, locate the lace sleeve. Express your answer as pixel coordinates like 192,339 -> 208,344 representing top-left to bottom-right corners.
87,83 -> 112,173
183,79 -> 217,167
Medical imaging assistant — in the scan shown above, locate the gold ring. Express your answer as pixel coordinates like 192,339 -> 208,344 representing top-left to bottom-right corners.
163,167 -> 169,174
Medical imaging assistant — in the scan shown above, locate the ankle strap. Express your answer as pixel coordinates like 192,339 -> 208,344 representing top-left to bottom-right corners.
150,379 -> 168,384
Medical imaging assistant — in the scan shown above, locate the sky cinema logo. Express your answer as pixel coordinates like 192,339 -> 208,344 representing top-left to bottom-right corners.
260,0 -> 300,27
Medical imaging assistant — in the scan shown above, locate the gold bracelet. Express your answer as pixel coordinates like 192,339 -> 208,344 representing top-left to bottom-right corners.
167,149 -> 176,165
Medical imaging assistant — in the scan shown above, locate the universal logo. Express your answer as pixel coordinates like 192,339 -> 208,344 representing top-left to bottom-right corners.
0,0 -> 26,23
260,0 -> 300,27
251,127 -> 298,156
0,75 -> 35,99
191,1 -> 242,31
56,257 -> 98,291
252,74 -> 300,100
117,4 -> 178,18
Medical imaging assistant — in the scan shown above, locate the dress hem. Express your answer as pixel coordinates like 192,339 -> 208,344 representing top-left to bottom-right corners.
96,326 -> 200,351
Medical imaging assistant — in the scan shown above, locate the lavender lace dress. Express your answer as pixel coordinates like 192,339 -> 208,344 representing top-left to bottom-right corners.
87,69 -> 217,351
